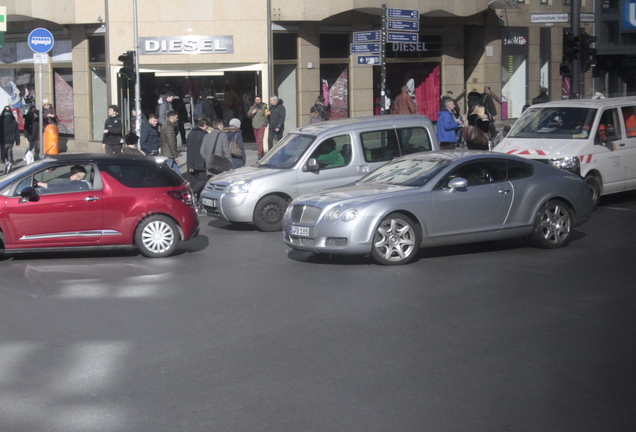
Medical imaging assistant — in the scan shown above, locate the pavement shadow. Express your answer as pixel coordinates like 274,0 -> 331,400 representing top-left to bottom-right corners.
177,234 -> 209,254
286,232 -> 587,266
206,218 -> 257,231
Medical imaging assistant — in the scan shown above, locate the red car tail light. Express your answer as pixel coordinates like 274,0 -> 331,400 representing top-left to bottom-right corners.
168,188 -> 194,206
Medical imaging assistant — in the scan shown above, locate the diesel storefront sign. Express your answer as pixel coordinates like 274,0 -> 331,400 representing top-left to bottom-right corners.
139,36 -> 234,55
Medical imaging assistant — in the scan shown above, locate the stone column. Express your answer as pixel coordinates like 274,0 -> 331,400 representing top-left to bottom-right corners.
297,22 -> 320,126
70,25 -> 94,151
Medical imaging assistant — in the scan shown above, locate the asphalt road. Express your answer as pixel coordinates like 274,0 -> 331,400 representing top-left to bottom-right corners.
1,191 -> 635,432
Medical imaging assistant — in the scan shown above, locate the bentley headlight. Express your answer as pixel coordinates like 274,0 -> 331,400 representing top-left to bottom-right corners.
550,157 -> 580,173
342,209 -> 358,222
325,207 -> 358,223
225,180 -> 251,194
325,208 -> 342,223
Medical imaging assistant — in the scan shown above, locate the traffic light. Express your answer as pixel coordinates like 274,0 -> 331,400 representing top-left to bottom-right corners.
118,51 -> 135,80
580,32 -> 598,73
562,32 -> 580,63
560,62 -> 572,77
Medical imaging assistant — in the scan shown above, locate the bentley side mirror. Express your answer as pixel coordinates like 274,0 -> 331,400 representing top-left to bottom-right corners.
448,177 -> 468,192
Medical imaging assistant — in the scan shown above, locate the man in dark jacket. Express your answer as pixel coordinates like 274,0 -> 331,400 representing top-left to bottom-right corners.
140,113 -> 160,155
1,106 -> 20,173
186,118 -> 211,200
481,86 -> 500,119
24,107 -> 40,161
160,111 -> 180,173
267,95 -> 285,153
102,105 -> 123,154
532,87 -> 550,105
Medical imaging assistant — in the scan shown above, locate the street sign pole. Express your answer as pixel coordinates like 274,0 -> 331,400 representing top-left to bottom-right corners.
570,0 -> 581,99
133,0 -> 141,136
28,28 -> 54,159
380,4 -> 387,115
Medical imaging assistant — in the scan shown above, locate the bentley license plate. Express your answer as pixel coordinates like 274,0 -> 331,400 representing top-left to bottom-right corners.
201,198 -> 217,208
291,226 -> 309,236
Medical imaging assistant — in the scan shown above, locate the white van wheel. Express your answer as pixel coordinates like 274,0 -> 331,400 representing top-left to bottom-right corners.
584,175 -> 601,210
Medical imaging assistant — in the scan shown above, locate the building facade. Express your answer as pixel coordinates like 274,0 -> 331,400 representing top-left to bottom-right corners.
0,0 -> 621,152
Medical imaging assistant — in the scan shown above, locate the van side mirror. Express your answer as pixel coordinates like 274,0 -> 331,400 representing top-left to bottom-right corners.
306,158 -> 319,172
503,125 -> 511,137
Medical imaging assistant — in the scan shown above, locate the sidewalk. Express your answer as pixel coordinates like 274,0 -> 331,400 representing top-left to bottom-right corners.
6,139 -> 261,173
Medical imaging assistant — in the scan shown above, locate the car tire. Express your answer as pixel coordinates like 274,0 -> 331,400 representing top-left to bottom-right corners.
584,174 -> 601,210
253,195 -> 288,232
135,215 -> 180,258
370,213 -> 420,265
530,200 -> 572,249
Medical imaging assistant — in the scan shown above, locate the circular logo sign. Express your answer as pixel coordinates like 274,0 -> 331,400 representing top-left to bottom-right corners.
28,28 -> 55,54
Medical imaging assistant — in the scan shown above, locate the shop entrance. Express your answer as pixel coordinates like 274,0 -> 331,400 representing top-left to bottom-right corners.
373,62 -> 440,120
119,70 -> 262,142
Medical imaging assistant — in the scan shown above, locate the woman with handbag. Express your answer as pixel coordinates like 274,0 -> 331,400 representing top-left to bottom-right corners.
225,118 -> 246,169
465,104 -> 490,150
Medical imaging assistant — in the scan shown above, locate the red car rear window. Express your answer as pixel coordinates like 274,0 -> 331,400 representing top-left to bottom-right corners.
98,162 -> 183,188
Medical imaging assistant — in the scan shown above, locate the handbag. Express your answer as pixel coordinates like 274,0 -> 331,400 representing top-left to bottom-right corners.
229,134 -> 243,158
208,132 -> 233,174
464,124 -> 489,148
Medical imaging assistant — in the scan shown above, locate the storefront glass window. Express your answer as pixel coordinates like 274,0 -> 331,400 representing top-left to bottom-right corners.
273,33 -> 297,60
91,67 -> 107,141
53,68 -> 74,135
0,69 -> 34,110
320,34 -> 349,59
89,36 -> 106,63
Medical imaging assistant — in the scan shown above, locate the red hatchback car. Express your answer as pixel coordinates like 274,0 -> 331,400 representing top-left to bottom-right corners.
0,154 -> 199,257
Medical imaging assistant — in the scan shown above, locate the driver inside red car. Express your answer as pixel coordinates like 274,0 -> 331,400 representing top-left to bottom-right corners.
36,165 -> 92,193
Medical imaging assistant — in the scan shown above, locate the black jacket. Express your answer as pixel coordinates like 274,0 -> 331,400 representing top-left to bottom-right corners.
1,110 -> 20,145
186,127 -> 208,172
268,100 -> 286,132
102,115 -> 123,145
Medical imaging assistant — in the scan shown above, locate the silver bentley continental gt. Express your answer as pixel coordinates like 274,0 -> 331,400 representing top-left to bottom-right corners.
283,151 -> 593,265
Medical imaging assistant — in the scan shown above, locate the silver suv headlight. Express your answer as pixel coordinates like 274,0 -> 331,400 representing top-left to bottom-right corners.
225,180 -> 251,194
549,157 -> 580,172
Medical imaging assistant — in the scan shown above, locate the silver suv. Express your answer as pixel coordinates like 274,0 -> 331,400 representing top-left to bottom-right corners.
200,115 -> 439,231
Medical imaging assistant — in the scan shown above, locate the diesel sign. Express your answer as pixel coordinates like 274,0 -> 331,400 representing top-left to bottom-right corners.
140,36 -> 234,55
391,42 -> 427,52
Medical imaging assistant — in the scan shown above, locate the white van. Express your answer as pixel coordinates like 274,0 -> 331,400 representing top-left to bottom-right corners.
493,97 -> 636,208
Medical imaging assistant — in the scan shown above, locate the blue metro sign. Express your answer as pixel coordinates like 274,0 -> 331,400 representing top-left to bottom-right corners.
388,8 -> 419,20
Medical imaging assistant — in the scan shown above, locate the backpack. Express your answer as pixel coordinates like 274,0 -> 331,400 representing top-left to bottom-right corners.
229,134 -> 243,158
193,99 -> 204,121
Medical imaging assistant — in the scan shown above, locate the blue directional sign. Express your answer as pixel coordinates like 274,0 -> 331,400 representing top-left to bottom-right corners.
623,1 -> 636,30
388,33 -> 418,43
388,8 -> 420,20
388,20 -> 420,31
28,28 -> 54,54
357,55 -> 380,65
350,43 -> 380,54
353,31 -> 381,42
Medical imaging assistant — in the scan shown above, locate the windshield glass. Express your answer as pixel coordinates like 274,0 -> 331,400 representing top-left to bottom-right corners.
258,133 -> 316,168
509,107 -> 597,139
0,159 -> 49,192
359,156 -> 452,187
